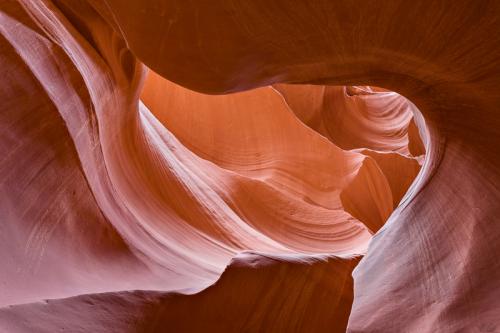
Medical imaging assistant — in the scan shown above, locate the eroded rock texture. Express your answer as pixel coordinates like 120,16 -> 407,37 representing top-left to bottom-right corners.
0,0 -> 498,332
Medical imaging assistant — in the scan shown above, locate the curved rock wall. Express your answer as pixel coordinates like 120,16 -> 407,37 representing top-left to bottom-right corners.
1,0 -> 498,332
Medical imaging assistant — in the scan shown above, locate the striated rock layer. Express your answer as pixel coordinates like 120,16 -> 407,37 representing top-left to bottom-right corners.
1,0 -> 499,332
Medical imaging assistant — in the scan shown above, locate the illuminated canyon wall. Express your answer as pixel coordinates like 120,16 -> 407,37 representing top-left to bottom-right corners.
0,0 -> 499,332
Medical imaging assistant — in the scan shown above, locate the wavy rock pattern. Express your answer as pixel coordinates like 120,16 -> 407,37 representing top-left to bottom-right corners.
1,0 -> 498,332
274,85 -> 426,156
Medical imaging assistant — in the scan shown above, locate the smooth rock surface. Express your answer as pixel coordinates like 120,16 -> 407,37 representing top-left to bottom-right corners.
2,0 -> 499,332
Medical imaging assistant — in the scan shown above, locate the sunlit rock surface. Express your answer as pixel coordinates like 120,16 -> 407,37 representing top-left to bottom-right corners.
1,0 -> 499,332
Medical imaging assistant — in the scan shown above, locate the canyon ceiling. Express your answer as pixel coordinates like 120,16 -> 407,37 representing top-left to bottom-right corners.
0,1 -> 499,332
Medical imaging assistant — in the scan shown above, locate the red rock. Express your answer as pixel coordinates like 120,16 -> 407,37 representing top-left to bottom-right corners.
2,0 -> 498,332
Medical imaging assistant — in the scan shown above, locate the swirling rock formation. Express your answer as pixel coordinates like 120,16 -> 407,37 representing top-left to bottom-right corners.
1,0 -> 498,332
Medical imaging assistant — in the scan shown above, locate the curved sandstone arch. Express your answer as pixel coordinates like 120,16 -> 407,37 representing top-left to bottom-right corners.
1,0 -> 499,332
96,1 -> 500,330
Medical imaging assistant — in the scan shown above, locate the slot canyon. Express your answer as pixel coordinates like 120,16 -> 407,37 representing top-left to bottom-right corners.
0,1 -> 499,332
